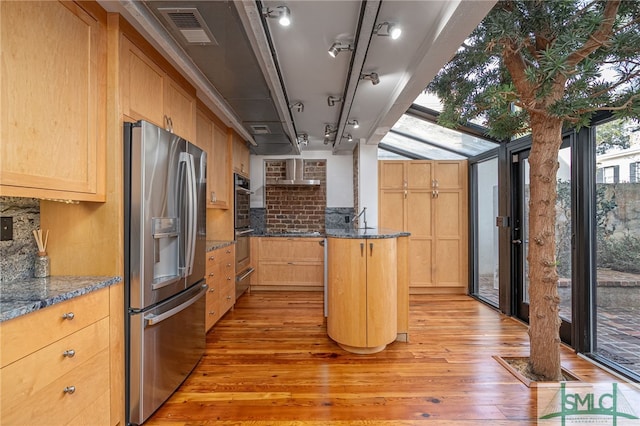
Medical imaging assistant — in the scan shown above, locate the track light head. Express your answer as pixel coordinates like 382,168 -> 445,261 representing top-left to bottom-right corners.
289,101 -> 304,113
347,134 -> 353,142
360,72 -> 380,85
348,119 -> 360,129
327,96 -> 342,107
374,21 -> 401,39
324,124 -> 337,138
263,5 -> 291,27
328,42 -> 353,58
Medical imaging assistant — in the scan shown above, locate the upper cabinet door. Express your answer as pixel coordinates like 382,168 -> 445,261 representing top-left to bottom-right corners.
121,36 -> 165,127
196,108 -> 230,209
232,133 -> 250,177
0,1 -> 106,201
164,78 -> 196,143
121,36 -> 196,142
379,161 -> 406,190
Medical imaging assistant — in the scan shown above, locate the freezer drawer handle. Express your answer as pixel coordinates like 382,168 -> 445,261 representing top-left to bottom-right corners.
63,349 -> 76,358
144,284 -> 207,326
63,386 -> 76,394
62,312 -> 75,320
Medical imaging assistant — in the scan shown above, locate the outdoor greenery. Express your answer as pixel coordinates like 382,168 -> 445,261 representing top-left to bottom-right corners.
428,0 -> 640,381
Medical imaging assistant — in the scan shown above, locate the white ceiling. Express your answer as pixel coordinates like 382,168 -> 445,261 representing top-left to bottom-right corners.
99,0 -> 496,155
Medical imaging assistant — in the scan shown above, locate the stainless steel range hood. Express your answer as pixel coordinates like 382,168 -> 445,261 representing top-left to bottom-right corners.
266,159 -> 320,186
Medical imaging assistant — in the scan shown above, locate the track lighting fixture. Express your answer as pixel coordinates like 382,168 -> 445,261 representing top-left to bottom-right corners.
328,42 -> 353,58
347,119 -> 360,129
324,124 -> 337,138
347,134 -> 353,142
262,5 -> 291,27
327,96 -> 342,107
297,133 -> 308,146
360,72 -> 380,85
373,21 -> 401,39
289,101 -> 304,112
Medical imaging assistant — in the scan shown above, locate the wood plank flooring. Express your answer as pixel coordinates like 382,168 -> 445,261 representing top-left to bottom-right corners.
146,292 -> 628,425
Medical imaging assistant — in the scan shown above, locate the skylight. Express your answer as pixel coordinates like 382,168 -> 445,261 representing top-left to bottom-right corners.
386,114 -> 498,158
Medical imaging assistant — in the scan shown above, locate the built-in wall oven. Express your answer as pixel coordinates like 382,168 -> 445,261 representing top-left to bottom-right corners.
234,173 -> 254,298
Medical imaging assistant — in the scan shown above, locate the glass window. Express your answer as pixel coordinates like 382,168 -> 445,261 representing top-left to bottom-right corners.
391,114 -> 498,157
379,131 -> 467,160
473,157 -> 499,306
594,118 -> 640,377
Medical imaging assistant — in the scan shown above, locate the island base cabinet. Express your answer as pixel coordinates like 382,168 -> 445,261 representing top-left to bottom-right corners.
327,237 -> 397,354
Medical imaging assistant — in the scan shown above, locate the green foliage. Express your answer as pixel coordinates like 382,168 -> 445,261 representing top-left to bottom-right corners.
597,232 -> 640,274
595,119 -> 633,155
427,0 -> 640,139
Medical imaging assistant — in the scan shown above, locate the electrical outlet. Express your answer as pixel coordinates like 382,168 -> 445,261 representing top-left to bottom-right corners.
344,215 -> 350,223
1,217 -> 13,241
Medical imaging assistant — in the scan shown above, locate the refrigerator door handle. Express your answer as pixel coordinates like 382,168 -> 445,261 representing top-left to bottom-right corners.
144,284 -> 207,326
179,151 -> 198,277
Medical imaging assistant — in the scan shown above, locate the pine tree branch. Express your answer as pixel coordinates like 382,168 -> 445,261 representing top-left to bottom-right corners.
565,0 -> 622,69
567,93 -> 640,118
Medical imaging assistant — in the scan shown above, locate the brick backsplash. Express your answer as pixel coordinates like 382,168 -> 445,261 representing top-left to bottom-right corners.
265,159 -> 326,232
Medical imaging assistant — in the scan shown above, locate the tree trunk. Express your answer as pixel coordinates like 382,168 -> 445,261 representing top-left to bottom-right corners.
527,113 -> 564,381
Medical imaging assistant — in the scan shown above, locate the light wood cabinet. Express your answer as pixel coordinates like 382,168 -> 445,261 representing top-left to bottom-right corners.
0,288 -> 111,425
196,107 -> 231,209
121,36 -> 196,142
379,160 -> 468,294
253,237 -> 324,290
232,132 -> 250,177
327,237 -> 397,354
205,245 -> 235,331
0,0 -> 107,201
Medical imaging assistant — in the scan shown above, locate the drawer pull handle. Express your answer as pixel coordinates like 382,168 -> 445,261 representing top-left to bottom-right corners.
208,311 -> 216,315
226,295 -> 232,300
63,386 -> 76,394
63,349 -> 76,358
62,312 -> 75,320
226,263 -> 231,267
227,277 -> 232,281
209,272 -> 215,277
209,256 -> 215,261
208,288 -> 215,292
226,249 -> 231,253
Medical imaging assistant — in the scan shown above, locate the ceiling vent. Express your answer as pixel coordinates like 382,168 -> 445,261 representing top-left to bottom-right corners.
158,8 -> 218,45
250,124 -> 272,135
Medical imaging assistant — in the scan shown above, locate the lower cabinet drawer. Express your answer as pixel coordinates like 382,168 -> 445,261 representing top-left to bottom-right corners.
205,286 -> 221,330
258,262 -> 324,287
1,349 -> 110,425
1,287 -> 109,367
219,280 -> 235,315
1,317 -> 109,412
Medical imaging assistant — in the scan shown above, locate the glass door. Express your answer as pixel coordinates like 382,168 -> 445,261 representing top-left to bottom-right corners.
512,140 -> 573,344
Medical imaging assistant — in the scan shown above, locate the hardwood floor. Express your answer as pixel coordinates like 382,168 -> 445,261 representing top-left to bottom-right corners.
146,292 -> 627,425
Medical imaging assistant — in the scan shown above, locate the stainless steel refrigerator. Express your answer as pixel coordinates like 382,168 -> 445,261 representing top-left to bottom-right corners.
124,120 -> 207,425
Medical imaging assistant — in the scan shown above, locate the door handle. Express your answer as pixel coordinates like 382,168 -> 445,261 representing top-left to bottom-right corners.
512,239 -> 522,245
369,243 -> 373,256
360,242 -> 364,256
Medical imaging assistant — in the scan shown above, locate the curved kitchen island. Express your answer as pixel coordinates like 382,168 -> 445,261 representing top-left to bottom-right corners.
326,228 -> 409,354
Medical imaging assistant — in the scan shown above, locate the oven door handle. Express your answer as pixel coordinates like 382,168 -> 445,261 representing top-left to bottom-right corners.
235,186 -> 252,195
236,267 -> 255,282
235,228 -> 255,236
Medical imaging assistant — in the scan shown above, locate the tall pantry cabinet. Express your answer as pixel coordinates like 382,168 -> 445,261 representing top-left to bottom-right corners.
379,160 -> 468,294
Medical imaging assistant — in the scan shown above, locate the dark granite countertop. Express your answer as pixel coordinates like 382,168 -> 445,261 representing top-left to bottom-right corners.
0,276 -> 121,323
250,229 -> 409,239
206,240 -> 236,252
250,231 -> 324,238
325,228 -> 410,239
